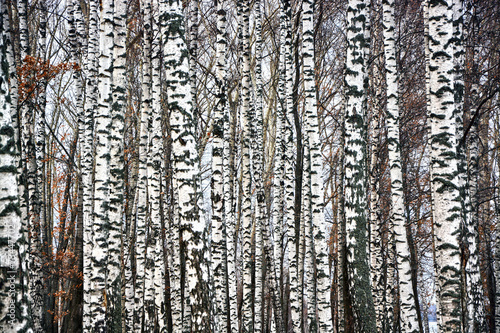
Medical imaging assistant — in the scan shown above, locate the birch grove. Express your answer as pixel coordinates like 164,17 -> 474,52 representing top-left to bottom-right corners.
0,0 -> 499,332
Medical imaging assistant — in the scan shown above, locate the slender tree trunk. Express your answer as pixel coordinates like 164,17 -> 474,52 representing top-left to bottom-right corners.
211,1 -> 228,330
222,11 -> 238,330
368,56 -> 384,331
273,0 -> 287,308
82,0 -> 98,330
133,2 -> 152,331
17,0 -> 43,330
2,0 -> 18,149
108,0 -> 127,329
35,2 -> 50,328
239,0 -> 254,330
343,0 -> 376,332
279,1 -> 299,331
337,48 -> 349,333
302,136 -> 317,333
163,1 -> 206,330
302,0 -> 333,331
18,0 -> 43,326
0,3 -> 30,329
382,0 -> 420,331
188,0 -> 200,152
220,4 -> 238,331
494,97 -> 500,332
460,1 -> 486,331
427,1 -> 463,331
89,0 -> 115,329
253,0 -> 265,330
67,0 -> 85,330
368,2 -> 387,331
150,1 -> 167,331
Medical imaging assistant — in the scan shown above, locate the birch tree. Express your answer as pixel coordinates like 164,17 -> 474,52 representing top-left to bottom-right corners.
133,0 -> 153,330
279,1 -> 300,331
107,0 -> 127,328
253,0 -> 266,330
163,0 -> 206,330
302,0 -> 334,330
148,0 -> 167,329
4,0 -> 499,330
368,3 -> 385,328
88,0 -> 115,330
381,0 -> 420,331
239,0 -> 255,330
211,1 -> 228,330
82,0 -> 99,330
273,0 -> 287,303
343,0 -> 377,331
0,1 -> 30,329
220,4 -> 239,330
17,0 -> 44,329
427,0 -> 463,331
34,4 -> 48,327
452,2 -> 486,332
223,41 -> 239,333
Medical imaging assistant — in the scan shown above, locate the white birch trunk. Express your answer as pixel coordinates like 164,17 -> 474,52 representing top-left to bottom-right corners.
222,26 -> 239,331
239,0 -> 254,330
89,0 -> 114,329
210,2 -> 228,330
133,2 -> 152,330
367,4 -> 384,319
17,0 -> 43,329
108,0 -> 127,328
369,106 -> 384,332
302,136 -> 317,333
253,1 -> 265,330
36,2 -> 48,329
82,0 -> 99,330
17,0 -> 29,234
217,3 -> 238,331
279,1 -> 299,331
302,0 -> 333,330
188,0 -> 199,149
34,10 -> 47,324
0,3 -> 31,329
150,2 -> 166,329
367,6 -> 384,332
452,2 -> 485,332
382,0 -> 420,331
2,0 -> 18,144
465,112 -> 486,333
344,0 -> 376,332
427,1 -> 463,331
273,1 -> 287,303
163,0 -> 206,330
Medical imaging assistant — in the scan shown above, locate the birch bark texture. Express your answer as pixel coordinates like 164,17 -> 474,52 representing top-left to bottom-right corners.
17,0 -> 44,329
302,0 -> 333,330
163,0 -> 206,330
343,0 -> 377,331
89,0 -> 114,329
108,0 -> 127,328
280,1 -> 300,331
82,0 -> 99,330
427,0 -> 463,332
253,0 -> 266,331
211,1 -> 228,331
0,1 -> 30,330
133,1 -> 153,331
238,0 -> 255,330
381,0 -> 420,331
